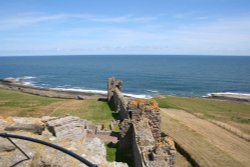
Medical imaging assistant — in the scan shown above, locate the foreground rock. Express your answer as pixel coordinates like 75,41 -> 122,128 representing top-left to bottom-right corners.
0,116 -> 127,167
5,123 -> 44,135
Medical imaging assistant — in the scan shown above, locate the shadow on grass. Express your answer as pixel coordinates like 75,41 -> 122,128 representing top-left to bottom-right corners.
107,101 -> 116,111
107,101 -> 121,120
106,142 -> 134,167
105,99 -> 133,166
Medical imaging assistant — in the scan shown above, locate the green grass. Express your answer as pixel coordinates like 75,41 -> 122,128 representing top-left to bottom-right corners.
105,143 -> 134,166
155,96 -> 250,124
106,144 -> 117,162
0,88 -> 62,107
0,88 -> 114,126
0,88 -> 133,164
50,100 -> 114,126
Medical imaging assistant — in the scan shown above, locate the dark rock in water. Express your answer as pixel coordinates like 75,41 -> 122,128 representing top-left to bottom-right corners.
5,123 -> 45,135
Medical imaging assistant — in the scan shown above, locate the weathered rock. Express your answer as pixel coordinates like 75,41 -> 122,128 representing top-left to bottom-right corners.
31,149 -> 70,167
46,116 -> 91,141
5,123 -> 44,135
0,138 -> 16,152
41,116 -> 57,123
0,118 -> 8,130
0,116 -> 128,167
76,95 -> 85,100
81,137 -> 106,165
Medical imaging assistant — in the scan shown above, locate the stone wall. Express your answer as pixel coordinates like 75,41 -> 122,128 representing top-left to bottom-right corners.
127,100 -> 162,141
107,77 -> 176,167
107,77 -> 129,119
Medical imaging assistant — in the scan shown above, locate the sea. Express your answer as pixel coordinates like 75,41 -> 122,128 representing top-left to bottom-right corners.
0,55 -> 250,98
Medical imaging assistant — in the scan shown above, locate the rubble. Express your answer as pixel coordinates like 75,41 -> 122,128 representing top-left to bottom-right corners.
0,116 -> 128,167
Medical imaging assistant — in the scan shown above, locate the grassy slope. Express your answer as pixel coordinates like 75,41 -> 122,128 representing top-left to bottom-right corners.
156,96 -> 250,167
0,88 -> 120,163
0,88 -> 62,107
161,113 -> 244,167
0,88 -> 113,125
155,96 -> 250,134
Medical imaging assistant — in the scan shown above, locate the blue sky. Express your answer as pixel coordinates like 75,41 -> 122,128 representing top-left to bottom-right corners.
0,0 -> 250,56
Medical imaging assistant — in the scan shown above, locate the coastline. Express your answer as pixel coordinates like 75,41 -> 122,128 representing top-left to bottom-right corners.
0,79 -> 106,100
1,78 -> 250,102
205,92 -> 250,102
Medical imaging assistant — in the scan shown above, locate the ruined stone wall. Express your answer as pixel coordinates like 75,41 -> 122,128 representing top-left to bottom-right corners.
113,87 -> 129,119
107,77 -> 128,119
127,100 -> 161,141
128,104 -> 176,167
107,77 -> 176,167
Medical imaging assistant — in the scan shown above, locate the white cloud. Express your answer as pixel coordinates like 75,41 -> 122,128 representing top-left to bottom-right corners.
0,13 -> 156,30
0,12 -> 250,55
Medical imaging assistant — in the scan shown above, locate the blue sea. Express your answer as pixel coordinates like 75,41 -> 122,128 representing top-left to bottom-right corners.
1,55 -> 250,98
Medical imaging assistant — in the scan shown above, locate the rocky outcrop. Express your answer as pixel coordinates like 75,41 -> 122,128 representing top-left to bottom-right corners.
0,116 -> 128,167
46,116 -> 88,141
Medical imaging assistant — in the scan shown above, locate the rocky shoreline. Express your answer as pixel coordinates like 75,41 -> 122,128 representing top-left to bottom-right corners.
0,79 -> 106,100
1,78 -> 249,103
206,92 -> 250,102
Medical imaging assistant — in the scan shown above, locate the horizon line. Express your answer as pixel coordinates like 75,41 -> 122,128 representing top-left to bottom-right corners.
1,54 -> 250,57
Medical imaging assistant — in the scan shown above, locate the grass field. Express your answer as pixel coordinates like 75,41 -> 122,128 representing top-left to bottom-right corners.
155,96 -> 250,134
0,88 -> 114,126
161,111 -> 248,167
156,96 -> 250,167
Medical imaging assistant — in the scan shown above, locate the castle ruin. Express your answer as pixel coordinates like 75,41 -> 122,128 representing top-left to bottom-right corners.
107,77 -> 176,167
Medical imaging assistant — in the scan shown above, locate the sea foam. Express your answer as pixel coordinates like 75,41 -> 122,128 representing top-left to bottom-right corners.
51,87 -> 151,99
51,87 -> 107,95
207,92 -> 250,97
4,76 -> 36,86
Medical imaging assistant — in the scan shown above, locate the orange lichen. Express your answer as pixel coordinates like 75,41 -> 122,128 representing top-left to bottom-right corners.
128,100 -> 138,106
156,137 -> 175,149
79,138 -> 85,144
129,99 -> 160,111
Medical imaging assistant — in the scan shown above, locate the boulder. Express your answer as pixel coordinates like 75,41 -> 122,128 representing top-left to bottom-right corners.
5,123 -> 44,135
76,95 -> 85,100
46,116 -> 87,141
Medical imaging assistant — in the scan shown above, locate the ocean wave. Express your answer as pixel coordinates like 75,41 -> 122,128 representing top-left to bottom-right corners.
4,76 -> 36,81
206,92 -> 250,99
20,76 -> 36,80
51,87 -> 151,99
123,93 -> 152,99
22,81 -> 34,86
207,92 -> 250,97
4,77 -> 16,81
51,87 -> 107,95
4,76 -> 36,86
3,76 -> 152,99
146,90 -> 159,93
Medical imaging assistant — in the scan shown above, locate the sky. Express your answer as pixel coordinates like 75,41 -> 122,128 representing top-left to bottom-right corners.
0,0 -> 250,56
